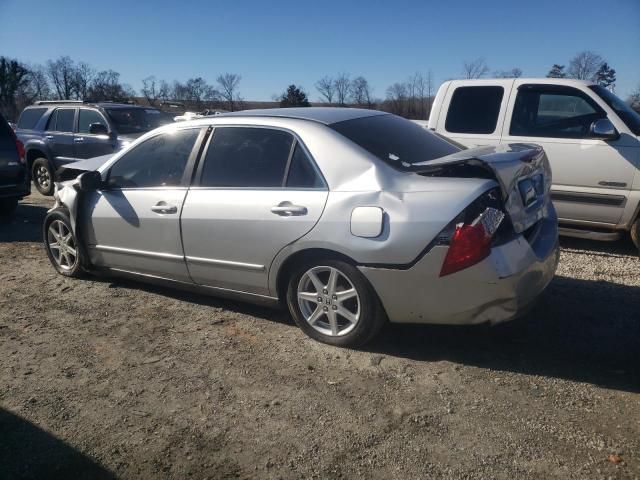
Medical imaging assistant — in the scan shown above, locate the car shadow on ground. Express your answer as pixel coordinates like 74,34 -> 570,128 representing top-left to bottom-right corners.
367,275 -> 640,393
0,408 -> 116,480
0,202 -> 49,243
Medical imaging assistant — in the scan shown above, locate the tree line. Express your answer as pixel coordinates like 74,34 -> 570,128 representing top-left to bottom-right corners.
1,50 -> 637,122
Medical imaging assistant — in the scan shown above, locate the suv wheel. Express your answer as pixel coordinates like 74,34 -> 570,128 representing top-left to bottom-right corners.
0,197 -> 19,216
32,158 -> 54,196
286,259 -> 386,347
43,209 -> 85,277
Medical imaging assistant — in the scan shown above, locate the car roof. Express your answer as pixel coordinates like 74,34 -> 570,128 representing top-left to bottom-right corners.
221,107 -> 387,125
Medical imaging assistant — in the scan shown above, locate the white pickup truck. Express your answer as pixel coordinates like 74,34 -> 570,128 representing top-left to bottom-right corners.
428,78 -> 640,249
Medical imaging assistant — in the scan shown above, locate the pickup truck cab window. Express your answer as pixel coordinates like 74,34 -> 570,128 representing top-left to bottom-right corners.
445,86 -> 504,134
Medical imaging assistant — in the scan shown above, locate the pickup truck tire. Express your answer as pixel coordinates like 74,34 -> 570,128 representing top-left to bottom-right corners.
0,197 -> 19,216
631,218 -> 640,252
32,158 -> 54,196
43,208 -> 86,278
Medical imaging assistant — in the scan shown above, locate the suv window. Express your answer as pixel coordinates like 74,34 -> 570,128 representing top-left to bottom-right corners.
17,108 -> 47,129
445,86 -> 504,134
49,109 -> 76,133
511,87 -> 604,138
78,109 -> 108,134
286,144 -> 324,188
107,129 -> 200,189
200,127 -> 294,188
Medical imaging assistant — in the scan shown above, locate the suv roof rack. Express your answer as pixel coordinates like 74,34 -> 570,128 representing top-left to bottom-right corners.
33,100 -> 85,105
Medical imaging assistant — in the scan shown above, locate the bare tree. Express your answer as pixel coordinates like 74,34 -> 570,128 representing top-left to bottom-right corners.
0,56 -> 30,119
334,73 -> 351,106
88,70 -> 135,102
568,51 -> 604,80
315,76 -> 335,104
15,64 -> 51,111
142,76 -> 173,106
385,82 -> 408,116
47,56 -> 77,99
462,58 -> 490,79
186,77 -> 219,110
495,67 -> 523,78
629,84 -> 640,113
73,61 -> 94,99
350,76 -> 373,108
426,70 -> 434,117
217,73 -> 241,111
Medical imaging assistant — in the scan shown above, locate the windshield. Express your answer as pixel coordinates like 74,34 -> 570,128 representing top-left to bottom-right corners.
589,85 -> 640,136
105,108 -> 173,134
330,114 -> 460,168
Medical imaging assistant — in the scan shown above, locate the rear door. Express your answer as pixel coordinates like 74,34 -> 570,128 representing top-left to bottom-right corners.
501,82 -> 635,225
44,108 -> 77,167
84,127 -> 204,282
181,126 -> 328,296
76,108 -> 115,159
435,80 -> 514,148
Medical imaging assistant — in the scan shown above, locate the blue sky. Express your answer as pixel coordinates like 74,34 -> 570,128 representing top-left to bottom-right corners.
1,0 -> 638,100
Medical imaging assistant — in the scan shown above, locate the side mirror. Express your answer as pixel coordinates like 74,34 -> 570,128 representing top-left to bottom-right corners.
89,123 -> 109,135
77,171 -> 103,191
590,119 -> 619,141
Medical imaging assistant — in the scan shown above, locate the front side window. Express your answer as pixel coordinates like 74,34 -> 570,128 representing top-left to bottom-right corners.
107,128 -> 199,188
17,108 -> 47,129
51,109 -> 76,133
590,85 -> 640,135
78,109 -> 108,134
511,87 -> 604,138
105,108 -> 173,134
445,86 -> 504,134
200,127 -> 294,188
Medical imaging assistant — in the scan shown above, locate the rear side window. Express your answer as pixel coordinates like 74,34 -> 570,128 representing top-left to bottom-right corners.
107,129 -> 200,188
17,108 -> 47,129
511,88 -> 605,139
78,109 -> 108,134
49,109 -> 76,133
286,144 -> 324,188
200,127 -> 294,188
445,86 -> 504,134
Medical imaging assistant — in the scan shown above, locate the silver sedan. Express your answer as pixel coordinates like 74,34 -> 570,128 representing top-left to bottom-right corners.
45,108 -> 559,347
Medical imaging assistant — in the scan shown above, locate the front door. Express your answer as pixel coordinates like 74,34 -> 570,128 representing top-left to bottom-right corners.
181,126 -> 328,296
76,108 -> 116,159
83,127 -> 203,282
502,83 -> 635,226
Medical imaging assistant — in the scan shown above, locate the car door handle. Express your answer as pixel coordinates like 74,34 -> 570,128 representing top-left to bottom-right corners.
151,202 -> 178,214
45,135 -> 54,140
271,202 -> 308,216
74,137 -> 85,143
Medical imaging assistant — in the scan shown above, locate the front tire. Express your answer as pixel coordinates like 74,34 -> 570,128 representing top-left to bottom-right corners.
43,209 -> 85,277
631,217 -> 640,252
32,158 -> 54,196
0,197 -> 19,216
286,259 -> 385,347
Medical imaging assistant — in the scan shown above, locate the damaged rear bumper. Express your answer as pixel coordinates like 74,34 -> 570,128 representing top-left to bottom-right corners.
358,204 -> 559,325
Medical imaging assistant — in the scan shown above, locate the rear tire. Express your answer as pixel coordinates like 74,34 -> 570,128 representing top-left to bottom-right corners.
286,258 -> 386,348
631,217 -> 640,252
32,158 -> 54,196
43,208 -> 85,278
0,197 -> 19,216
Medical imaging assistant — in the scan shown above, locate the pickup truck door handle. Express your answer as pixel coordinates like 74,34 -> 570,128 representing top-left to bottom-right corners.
151,202 -> 178,214
74,137 -> 85,143
271,202 -> 308,216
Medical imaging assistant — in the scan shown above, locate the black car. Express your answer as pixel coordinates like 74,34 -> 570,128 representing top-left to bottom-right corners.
0,112 -> 29,215
16,101 -> 174,195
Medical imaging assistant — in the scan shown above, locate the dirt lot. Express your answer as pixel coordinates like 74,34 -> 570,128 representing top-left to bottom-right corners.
1,191 -> 639,480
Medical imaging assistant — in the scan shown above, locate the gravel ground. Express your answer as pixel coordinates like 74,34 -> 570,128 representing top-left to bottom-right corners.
1,192 -> 639,480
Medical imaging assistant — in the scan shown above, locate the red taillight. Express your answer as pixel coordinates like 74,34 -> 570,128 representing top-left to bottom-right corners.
439,223 -> 492,277
9,128 -> 25,164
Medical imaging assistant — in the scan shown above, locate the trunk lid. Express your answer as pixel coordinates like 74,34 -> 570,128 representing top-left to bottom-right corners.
410,143 -> 552,233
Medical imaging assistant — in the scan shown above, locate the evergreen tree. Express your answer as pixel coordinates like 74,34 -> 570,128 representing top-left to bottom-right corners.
595,62 -> 616,89
279,85 -> 310,107
547,64 -> 566,78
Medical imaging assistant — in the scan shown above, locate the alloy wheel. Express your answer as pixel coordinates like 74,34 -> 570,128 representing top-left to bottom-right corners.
36,165 -> 51,190
47,220 -> 78,271
297,266 -> 361,337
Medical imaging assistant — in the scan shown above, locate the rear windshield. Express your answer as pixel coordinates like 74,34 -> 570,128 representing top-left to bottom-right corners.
17,108 -> 47,129
330,114 -> 460,167
589,85 -> 640,136
105,107 -> 173,134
